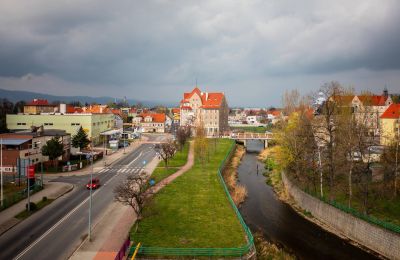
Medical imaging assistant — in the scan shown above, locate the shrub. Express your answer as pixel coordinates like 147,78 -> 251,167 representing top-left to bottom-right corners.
25,202 -> 37,211
42,196 -> 48,202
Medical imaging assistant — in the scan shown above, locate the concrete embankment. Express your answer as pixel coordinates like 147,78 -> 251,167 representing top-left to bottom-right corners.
282,172 -> 400,260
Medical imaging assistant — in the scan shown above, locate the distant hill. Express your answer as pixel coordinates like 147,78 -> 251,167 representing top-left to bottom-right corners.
0,88 -> 171,107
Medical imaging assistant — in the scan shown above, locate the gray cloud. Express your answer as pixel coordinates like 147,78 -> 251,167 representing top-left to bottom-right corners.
0,0 -> 400,106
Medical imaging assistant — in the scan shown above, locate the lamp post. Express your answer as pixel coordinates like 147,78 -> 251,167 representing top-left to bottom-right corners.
88,145 -> 94,241
1,138 -> 3,208
395,118 -> 399,197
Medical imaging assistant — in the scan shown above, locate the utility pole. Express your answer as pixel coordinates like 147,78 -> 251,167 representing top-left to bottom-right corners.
88,146 -> 94,241
1,138 -> 3,207
395,118 -> 399,197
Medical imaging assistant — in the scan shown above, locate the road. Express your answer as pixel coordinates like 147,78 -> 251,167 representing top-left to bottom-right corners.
0,135 -> 164,260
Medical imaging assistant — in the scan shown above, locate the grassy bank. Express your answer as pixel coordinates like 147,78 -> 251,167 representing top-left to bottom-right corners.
254,233 -> 295,260
133,139 -> 246,248
150,142 -> 190,184
222,145 -> 247,206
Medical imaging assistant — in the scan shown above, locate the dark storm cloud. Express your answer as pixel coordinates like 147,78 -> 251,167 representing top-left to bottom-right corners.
1,0 -> 400,106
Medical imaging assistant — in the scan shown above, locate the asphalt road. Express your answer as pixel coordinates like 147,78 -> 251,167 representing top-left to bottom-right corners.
0,135 -> 164,260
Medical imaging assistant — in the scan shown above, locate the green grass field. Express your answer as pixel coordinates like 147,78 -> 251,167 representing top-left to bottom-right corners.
133,139 -> 246,248
151,142 -> 190,184
231,125 -> 271,133
158,142 -> 190,168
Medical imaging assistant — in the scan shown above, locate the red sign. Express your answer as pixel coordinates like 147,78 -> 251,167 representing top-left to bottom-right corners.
28,165 -> 35,179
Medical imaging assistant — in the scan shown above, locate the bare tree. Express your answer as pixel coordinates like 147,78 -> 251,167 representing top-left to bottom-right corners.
114,173 -> 148,219
195,122 -> 209,167
155,139 -> 177,169
176,126 -> 191,150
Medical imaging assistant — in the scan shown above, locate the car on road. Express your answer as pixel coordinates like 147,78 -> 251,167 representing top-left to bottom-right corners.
86,178 -> 101,190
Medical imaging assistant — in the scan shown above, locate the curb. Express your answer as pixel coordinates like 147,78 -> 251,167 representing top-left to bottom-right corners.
0,183 -> 75,237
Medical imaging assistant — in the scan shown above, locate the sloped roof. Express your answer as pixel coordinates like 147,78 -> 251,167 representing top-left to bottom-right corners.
200,92 -> 224,108
358,95 -> 388,106
26,99 -> 53,106
381,104 -> 400,119
140,113 -> 166,123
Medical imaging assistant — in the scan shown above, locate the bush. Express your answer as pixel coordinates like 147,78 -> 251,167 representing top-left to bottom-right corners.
25,202 -> 37,211
42,196 -> 48,202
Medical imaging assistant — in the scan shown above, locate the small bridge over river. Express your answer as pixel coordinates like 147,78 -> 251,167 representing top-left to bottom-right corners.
230,132 -> 273,148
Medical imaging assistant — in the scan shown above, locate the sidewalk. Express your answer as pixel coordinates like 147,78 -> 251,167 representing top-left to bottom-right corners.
0,181 -> 74,236
70,141 -> 195,260
44,137 -> 149,177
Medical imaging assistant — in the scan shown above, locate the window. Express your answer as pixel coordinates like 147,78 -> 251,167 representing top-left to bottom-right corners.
44,123 -> 53,126
17,122 -> 26,126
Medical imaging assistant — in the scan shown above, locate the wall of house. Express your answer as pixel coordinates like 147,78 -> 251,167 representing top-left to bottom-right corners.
282,172 -> 400,259
380,118 -> 398,145
6,114 -> 114,145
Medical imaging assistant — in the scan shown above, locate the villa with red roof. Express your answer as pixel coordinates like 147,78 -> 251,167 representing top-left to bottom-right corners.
23,99 -> 57,114
133,113 -> 166,133
179,86 -> 229,136
380,103 -> 400,145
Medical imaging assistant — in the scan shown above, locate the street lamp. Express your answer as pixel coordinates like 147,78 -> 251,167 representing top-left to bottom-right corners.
88,145 -> 94,241
395,118 -> 399,196
1,138 -> 3,208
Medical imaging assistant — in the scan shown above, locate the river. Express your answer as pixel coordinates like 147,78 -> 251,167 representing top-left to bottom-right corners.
237,140 -> 378,260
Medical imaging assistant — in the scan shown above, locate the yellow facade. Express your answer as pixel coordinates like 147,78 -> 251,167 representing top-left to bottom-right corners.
380,118 -> 400,145
6,113 -> 115,145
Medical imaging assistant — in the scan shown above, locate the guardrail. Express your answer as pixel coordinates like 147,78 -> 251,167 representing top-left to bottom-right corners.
128,140 -> 255,257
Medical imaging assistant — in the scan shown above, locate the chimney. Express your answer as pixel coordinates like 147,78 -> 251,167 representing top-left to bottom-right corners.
205,92 -> 208,101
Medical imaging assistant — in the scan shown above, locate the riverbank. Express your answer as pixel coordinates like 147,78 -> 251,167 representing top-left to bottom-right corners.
222,144 -> 247,206
258,146 -> 386,259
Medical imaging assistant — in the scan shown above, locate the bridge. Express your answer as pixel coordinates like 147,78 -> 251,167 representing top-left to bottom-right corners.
230,132 -> 273,148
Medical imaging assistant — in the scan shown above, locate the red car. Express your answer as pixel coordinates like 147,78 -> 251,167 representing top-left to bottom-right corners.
86,178 -> 101,190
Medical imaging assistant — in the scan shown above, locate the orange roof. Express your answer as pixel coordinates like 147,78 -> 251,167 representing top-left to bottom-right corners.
84,105 -> 111,114
183,87 -> 201,100
181,87 -> 225,109
111,109 -> 122,115
140,113 -> 166,123
172,108 -> 180,114
358,95 -> 388,106
381,104 -> 400,119
26,99 -> 53,106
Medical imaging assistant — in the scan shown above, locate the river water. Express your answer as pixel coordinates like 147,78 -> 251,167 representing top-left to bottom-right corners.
237,140 -> 378,260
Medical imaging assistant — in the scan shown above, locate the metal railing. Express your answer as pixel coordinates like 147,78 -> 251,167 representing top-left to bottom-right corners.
128,140 -> 255,257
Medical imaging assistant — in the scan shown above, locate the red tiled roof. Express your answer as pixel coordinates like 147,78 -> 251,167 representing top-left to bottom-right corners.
111,109 -> 122,115
181,87 -> 225,109
172,108 -> 180,113
180,106 -> 192,110
26,99 -> 52,106
358,95 -> 388,106
381,104 -> 400,119
140,113 -> 166,123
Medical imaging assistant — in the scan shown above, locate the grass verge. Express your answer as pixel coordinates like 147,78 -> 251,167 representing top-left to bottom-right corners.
15,198 -> 55,220
133,139 -> 246,248
150,142 -> 190,184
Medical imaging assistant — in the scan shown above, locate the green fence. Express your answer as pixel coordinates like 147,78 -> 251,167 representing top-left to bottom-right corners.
128,140 -> 255,257
0,184 -> 43,211
318,196 -> 400,234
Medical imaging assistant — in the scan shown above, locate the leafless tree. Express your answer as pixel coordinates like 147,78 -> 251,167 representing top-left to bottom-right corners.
176,126 -> 191,150
155,139 -> 177,169
113,173 -> 148,219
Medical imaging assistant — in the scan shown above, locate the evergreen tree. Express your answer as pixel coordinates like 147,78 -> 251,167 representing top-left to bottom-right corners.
72,126 -> 90,150
42,137 -> 64,167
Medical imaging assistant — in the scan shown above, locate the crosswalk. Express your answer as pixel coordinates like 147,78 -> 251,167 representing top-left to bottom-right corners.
97,166 -> 144,175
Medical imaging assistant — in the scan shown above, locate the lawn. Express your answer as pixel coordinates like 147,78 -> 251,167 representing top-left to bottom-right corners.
231,125 -> 271,133
1,183 -> 42,211
15,198 -> 54,219
158,142 -> 190,167
150,142 -> 190,184
133,139 -> 247,248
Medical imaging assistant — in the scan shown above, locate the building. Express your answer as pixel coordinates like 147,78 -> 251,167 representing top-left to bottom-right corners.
134,113 -> 166,133
0,128 -> 71,174
380,104 -> 400,145
179,87 -> 229,136
23,99 -> 57,114
6,113 -> 114,145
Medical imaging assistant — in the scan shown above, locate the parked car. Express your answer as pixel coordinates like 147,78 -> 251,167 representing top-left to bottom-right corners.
86,178 -> 101,190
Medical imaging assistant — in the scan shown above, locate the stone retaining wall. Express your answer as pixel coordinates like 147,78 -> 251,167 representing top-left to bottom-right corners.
282,172 -> 400,259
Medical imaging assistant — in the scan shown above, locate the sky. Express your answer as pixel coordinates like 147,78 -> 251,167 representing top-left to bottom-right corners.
0,0 -> 400,107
